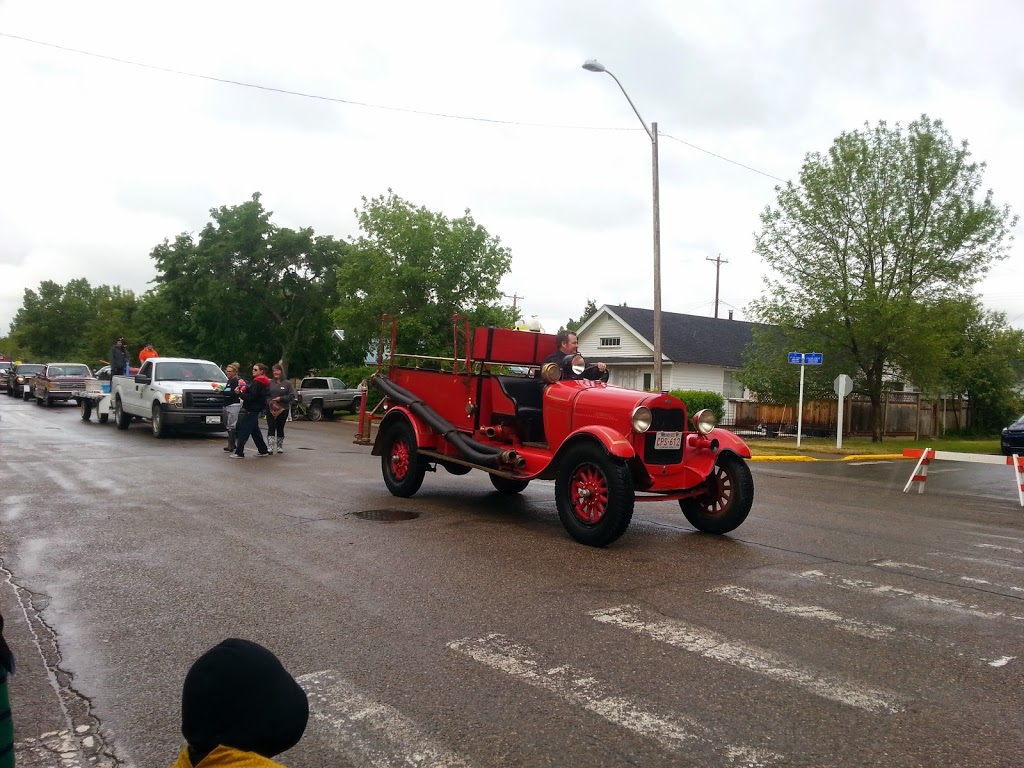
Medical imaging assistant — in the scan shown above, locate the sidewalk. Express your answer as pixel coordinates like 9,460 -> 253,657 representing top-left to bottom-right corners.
749,452 -> 907,462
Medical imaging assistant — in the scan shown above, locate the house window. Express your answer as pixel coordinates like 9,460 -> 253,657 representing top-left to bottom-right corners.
600,337 -> 621,347
723,370 -> 745,400
643,373 -> 652,391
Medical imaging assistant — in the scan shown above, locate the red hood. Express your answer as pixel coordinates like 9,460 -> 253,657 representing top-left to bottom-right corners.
254,375 -> 271,386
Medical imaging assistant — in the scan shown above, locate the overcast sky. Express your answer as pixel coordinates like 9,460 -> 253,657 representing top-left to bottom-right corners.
1,0 -> 1021,339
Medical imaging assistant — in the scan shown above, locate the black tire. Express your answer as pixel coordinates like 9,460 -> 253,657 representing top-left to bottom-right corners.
555,443 -> 634,547
45,394 -> 53,407
114,397 -> 131,430
151,403 -> 168,438
23,389 -> 31,401
381,418 -> 426,497
349,396 -> 361,414
98,413 -> 109,424
441,461 -> 473,476
679,453 -> 754,534
80,399 -> 93,421
490,474 -> 530,495
307,401 -> 324,422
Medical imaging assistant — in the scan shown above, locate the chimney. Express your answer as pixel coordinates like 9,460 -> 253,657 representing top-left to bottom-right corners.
728,310 -> 733,320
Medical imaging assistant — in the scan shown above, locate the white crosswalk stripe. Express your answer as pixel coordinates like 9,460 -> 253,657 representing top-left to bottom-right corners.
590,605 -> 903,714
448,633 -> 784,767
298,670 -> 474,768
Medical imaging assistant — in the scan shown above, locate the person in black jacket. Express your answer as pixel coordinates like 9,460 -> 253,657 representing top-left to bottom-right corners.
540,331 -> 607,381
109,337 -> 130,378
221,362 -> 243,454
230,363 -> 271,459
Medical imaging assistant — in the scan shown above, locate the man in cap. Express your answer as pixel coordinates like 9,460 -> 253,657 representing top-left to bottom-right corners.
139,340 -> 159,364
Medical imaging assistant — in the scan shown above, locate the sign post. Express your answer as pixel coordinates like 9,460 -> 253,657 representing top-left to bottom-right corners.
789,352 -> 823,448
834,374 -> 854,449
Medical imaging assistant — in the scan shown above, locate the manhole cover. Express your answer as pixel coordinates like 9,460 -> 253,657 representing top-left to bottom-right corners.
354,509 -> 420,522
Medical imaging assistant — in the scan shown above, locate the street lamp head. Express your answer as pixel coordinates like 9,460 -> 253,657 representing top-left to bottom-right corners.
582,59 -> 607,73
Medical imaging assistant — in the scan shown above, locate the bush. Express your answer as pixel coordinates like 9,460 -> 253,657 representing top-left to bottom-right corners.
668,390 -> 725,423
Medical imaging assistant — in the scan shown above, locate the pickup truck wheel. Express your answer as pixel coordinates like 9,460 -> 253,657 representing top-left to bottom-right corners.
45,394 -> 53,407
23,389 -> 31,401
307,402 -> 324,422
555,443 -> 634,547
679,453 -> 753,534
349,396 -> 361,414
98,413 -> 109,424
80,399 -> 93,421
151,404 -> 169,438
490,475 -> 530,495
114,397 -> 132,430
381,419 -> 426,497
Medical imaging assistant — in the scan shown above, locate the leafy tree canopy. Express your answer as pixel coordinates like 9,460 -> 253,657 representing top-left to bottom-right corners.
334,190 -> 514,359
565,298 -> 598,333
149,193 -> 346,374
743,115 -> 1017,440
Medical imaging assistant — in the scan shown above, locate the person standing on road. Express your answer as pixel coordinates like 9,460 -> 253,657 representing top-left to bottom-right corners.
171,637 -> 308,768
266,364 -> 296,455
139,340 -> 159,364
110,337 -> 130,377
1,611 -> 15,768
231,363 -> 271,459
222,362 -> 243,454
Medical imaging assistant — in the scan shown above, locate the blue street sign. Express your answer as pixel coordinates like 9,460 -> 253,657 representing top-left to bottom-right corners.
788,352 -> 803,364
805,353 -> 823,365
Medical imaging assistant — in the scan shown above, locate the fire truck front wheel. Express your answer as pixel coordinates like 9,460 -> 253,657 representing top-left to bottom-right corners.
555,444 -> 634,547
381,419 -> 426,497
489,474 -> 530,495
679,453 -> 753,534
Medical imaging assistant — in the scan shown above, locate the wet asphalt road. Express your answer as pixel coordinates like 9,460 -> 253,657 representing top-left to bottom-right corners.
2,395 -> 1023,767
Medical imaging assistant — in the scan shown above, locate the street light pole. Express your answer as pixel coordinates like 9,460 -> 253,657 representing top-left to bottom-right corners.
583,59 -> 663,391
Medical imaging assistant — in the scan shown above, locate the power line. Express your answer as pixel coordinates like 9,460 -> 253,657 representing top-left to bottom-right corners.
0,31 -> 788,181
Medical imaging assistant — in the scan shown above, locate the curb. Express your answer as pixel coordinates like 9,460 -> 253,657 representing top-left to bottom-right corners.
749,453 -> 909,463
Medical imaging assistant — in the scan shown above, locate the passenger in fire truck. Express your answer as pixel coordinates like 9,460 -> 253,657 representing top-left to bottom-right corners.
541,330 -> 607,381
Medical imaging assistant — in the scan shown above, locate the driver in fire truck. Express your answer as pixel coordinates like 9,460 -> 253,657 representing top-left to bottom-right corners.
540,330 -> 607,381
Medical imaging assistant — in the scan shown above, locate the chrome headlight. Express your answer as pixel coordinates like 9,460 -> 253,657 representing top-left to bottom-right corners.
631,405 -> 653,433
571,354 -> 586,376
541,362 -> 562,383
693,408 -> 716,435
164,393 -> 183,407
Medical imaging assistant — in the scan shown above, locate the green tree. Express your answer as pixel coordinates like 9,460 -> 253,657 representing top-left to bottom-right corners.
744,115 -> 1017,441
335,191 -> 514,359
149,193 -> 345,374
565,298 -> 598,333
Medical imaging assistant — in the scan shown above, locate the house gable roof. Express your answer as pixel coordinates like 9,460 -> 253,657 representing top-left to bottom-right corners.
580,305 -> 759,368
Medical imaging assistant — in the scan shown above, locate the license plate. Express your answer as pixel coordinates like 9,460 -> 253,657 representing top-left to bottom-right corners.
654,431 -> 682,450
206,416 -> 221,425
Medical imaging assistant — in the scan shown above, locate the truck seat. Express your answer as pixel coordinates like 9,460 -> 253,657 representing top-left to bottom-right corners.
494,376 -> 545,441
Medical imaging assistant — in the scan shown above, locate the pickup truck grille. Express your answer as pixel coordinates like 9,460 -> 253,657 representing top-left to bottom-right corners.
183,390 -> 226,410
51,378 -> 87,391
643,408 -> 685,465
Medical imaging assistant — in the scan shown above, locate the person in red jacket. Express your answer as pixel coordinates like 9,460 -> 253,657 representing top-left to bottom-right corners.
230,363 -> 272,458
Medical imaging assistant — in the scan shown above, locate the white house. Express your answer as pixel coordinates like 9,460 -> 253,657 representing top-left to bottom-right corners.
575,304 -> 756,420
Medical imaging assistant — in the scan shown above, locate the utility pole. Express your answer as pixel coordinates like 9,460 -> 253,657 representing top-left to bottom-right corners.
706,253 -> 729,318
502,293 -> 525,324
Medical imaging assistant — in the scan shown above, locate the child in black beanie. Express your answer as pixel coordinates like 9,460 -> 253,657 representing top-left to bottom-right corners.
171,638 -> 308,768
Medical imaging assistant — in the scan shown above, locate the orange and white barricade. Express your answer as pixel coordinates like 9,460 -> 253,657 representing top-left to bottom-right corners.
903,448 -> 1024,507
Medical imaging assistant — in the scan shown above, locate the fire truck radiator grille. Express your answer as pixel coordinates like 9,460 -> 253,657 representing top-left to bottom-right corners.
643,408 -> 685,464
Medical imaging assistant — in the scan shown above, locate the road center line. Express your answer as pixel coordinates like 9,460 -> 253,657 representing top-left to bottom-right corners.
590,605 -> 902,714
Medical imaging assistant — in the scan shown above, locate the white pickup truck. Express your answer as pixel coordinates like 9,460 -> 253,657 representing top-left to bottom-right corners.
111,357 -> 228,438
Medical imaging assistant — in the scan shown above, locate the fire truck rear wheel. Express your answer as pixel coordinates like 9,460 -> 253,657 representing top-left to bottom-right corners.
555,443 -> 634,547
679,453 -> 753,534
381,419 -> 426,497
489,475 -> 530,495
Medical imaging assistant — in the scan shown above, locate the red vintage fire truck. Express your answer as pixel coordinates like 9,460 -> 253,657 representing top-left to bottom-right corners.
357,317 -> 754,547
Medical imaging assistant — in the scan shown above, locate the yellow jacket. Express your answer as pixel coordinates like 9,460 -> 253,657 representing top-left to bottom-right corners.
171,745 -> 285,768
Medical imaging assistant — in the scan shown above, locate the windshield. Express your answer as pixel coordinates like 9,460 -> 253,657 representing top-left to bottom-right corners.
52,365 -> 92,377
17,365 -> 44,374
154,362 -> 228,383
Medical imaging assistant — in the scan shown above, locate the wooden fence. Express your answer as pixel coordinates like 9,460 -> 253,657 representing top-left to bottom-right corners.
728,394 -> 972,439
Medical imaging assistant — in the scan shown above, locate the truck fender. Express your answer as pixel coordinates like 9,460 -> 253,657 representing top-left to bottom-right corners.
546,425 -> 636,468
682,427 -> 752,477
370,407 -> 435,456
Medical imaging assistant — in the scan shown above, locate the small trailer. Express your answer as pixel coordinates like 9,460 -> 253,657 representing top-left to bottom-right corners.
74,378 -> 113,424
